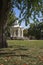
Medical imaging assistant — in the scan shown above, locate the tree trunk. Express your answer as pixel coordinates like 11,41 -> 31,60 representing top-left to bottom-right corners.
0,0 -> 11,48
0,26 -> 8,48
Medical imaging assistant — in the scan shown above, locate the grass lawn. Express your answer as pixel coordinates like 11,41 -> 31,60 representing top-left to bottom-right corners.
7,40 -> 43,48
0,40 -> 43,65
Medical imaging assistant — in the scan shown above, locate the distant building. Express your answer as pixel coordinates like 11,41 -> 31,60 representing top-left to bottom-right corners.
10,20 -> 24,39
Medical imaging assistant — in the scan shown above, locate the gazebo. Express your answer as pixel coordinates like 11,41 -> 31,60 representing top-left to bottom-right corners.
10,20 -> 24,39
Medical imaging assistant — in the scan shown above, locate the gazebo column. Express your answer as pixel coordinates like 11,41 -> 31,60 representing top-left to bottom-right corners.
10,28 -> 13,37
22,29 -> 23,37
18,28 -> 20,37
14,30 -> 16,37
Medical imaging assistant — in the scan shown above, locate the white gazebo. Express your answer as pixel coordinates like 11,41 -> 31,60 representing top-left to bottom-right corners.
10,20 -> 24,38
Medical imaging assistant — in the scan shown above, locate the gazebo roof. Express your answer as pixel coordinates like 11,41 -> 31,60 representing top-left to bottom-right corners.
11,20 -> 24,30
11,25 -> 24,29
11,20 -> 24,29
14,24 -> 19,27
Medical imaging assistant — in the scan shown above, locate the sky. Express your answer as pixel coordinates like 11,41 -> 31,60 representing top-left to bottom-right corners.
13,8 -> 30,29
13,7 -> 43,29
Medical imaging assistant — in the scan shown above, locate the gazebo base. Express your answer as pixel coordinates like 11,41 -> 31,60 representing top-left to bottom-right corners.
10,37 -> 24,40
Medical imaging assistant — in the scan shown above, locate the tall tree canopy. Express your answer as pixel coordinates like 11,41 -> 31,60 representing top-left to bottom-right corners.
13,0 -> 43,25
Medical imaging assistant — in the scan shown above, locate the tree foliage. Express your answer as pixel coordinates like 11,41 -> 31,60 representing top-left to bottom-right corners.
0,0 -> 43,26
13,0 -> 43,25
28,22 -> 43,39
5,12 -> 18,37
23,29 -> 28,37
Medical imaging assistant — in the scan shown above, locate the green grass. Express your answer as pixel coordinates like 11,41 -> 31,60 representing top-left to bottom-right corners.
7,40 -> 43,48
0,40 -> 43,65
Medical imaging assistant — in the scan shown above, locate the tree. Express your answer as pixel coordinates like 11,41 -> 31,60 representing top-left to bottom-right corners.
28,23 -> 35,36
0,0 -> 43,48
23,29 -> 28,37
28,22 -> 43,39
14,0 -> 43,24
38,22 -> 43,39
5,12 -> 18,37
0,0 -> 12,48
